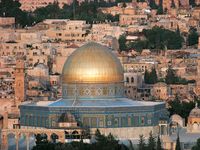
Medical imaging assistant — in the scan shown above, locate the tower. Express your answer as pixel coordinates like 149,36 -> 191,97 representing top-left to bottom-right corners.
14,59 -> 25,102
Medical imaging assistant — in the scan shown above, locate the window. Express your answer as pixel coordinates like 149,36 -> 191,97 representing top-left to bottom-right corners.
148,119 -> 151,125
141,117 -> 145,125
131,77 -> 134,83
126,77 -> 129,83
107,121 -> 112,126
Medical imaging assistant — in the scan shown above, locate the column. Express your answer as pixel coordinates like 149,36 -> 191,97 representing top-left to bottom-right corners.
1,133 -> 8,150
47,133 -> 51,142
26,133 -> 30,150
15,134 -> 19,150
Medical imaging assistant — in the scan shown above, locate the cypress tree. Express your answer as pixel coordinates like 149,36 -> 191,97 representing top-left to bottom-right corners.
165,66 -> 177,84
156,136 -> 163,150
144,70 -> 150,84
175,134 -> 181,150
138,134 -> 146,150
147,131 -> 156,150
151,68 -> 158,84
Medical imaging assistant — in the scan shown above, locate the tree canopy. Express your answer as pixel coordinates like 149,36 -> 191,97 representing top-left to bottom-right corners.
147,131 -> 156,150
118,34 -> 127,51
144,68 -> 158,84
165,66 -> 195,85
32,130 -> 129,150
167,95 -> 199,123
187,27 -> 199,46
192,138 -> 200,150
138,135 -> 146,150
0,0 -> 119,27
126,27 -> 183,52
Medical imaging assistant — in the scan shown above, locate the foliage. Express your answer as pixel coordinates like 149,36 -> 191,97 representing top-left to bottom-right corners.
127,27 -> 183,52
165,66 -> 194,85
167,95 -> 197,122
0,0 -> 119,27
187,27 -> 199,46
32,130 -> 129,150
192,138 -> 200,150
147,131 -> 156,150
165,66 -> 178,84
150,0 -> 158,9
189,0 -> 196,7
138,135 -> 146,150
157,0 -> 163,14
118,34 -> 127,51
175,134 -> 181,150
116,0 -> 132,3
127,40 -> 148,52
144,68 -> 158,84
0,0 -> 35,27
138,134 -> 164,150
156,136 -> 163,150
129,140 -> 135,150
143,26 -> 183,50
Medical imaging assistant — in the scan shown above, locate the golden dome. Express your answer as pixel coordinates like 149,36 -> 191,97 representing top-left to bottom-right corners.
62,42 -> 123,84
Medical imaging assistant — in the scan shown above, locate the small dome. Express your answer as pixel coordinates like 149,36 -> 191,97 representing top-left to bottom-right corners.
170,114 -> 184,127
189,103 -> 200,118
171,114 -> 182,121
62,42 -> 123,84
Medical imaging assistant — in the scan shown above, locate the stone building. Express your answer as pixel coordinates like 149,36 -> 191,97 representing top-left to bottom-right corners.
187,103 -> 200,133
20,42 -> 168,139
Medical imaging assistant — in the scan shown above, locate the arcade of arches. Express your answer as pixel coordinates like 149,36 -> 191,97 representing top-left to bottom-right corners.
1,128 -> 89,150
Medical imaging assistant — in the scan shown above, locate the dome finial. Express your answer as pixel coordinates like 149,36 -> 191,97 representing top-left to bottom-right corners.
195,102 -> 198,108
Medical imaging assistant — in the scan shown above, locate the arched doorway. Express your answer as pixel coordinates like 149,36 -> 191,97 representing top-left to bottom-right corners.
65,131 -> 70,139
18,133 -> 27,150
35,133 -> 48,144
50,133 -> 59,143
7,133 -> 16,150
71,130 -> 80,139
193,122 -> 199,130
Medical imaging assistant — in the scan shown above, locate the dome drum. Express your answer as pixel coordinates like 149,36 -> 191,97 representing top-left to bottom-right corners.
62,82 -> 124,99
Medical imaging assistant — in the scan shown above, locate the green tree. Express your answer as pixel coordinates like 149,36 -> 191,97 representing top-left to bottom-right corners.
187,27 -> 199,46
165,66 -> 177,84
118,34 -> 127,51
129,140 -> 135,150
150,68 -> 158,84
138,135 -> 146,150
0,0 -> 34,27
144,68 -> 158,84
168,96 -> 196,123
150,0 -> 158,9
156,136 -> 163,150
175,134 -> 181,150
147,131 -> 156,150
189,0 -> 196,7
192,138 -> 200,150
128,40 -> 148,52
144,70 -> 150,84
157,0 -> 163,14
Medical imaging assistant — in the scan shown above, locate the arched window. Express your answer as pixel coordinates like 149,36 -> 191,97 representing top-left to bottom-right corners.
126,77 -> 129,83
131,77 -> 134,83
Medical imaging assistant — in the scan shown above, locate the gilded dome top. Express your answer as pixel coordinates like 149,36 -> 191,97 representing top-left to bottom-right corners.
62,42 -> 123,84
189,103 -> 200,118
